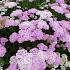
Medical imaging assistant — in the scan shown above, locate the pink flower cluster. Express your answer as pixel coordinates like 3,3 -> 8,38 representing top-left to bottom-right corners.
49,20 -> 70,50
9,20 -> 49,43
0,37 -> 8,57
6,43 -> 61,70
50,3 -> 69,14
2,8 -> 52,28
9,19 -> 70,51
50,0 -> 70,18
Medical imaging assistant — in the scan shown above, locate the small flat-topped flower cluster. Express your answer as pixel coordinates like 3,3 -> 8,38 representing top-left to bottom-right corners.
0,0 -> 70,70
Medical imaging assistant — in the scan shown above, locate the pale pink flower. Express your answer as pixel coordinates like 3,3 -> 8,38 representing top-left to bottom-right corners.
4,2 -> 17,8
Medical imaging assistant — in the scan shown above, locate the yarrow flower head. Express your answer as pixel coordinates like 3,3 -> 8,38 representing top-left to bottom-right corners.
10,9 -> 23,17
37,43 -> 48,51
0,44 -> 6,57
6,63 -> 19,70
15,45 -> 61,70
5,19 -> 18,27
4,2 -> 17,8
56,0 -> 64,4
45,50 -> 61,65
16,49 -> 46,70
9,32 -> 18,43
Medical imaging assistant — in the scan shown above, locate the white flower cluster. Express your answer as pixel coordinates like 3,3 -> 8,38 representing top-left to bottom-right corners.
68,48 -> 70,52
4,2 -> 17,8
36,10 -> 52,20
9,55 -> 16,64
0,66 -> 3,70
61,54 -> 70,69
65,13 -> 70,18
0,1 -> 7,15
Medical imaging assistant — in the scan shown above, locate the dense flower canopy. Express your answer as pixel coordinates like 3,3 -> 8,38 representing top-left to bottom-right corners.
0,0 -> 70,70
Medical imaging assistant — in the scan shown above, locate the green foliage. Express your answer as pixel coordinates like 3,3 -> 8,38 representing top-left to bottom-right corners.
0,26 -> 19,38
3,42 -> 19,69
50,0 -> 55,3
4,8 -> 16,16
19,0 -> 45,9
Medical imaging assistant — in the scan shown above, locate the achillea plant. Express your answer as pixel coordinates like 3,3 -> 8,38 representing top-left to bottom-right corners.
0,0 -> 70,70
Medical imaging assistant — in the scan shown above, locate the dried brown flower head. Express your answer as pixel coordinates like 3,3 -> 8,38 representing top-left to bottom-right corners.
0,17 -> 7,29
